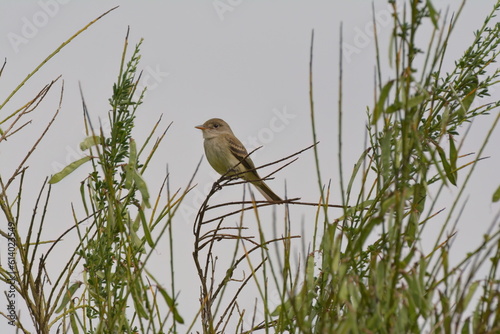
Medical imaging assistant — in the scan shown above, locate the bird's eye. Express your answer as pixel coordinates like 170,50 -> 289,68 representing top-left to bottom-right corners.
213,124 -> 219,128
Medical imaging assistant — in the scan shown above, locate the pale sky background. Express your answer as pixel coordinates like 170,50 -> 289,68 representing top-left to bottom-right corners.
0,1 -> 499,333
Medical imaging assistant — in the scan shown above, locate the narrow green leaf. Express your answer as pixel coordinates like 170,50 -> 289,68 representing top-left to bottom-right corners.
375,260 -> 386,299
125,138 -> 138,189
462,281 -> 480,311
157,285 -> 185,324
272,299 -> 287,317
124,139 -> 150,207
407,182 -> 426,246
133,170 -> 151,208
132,209 -> 141,232
388,32 -> 395,68
380,129 -> 392,180
381,194 -> 396,214
406,94 -> 426,109
346,148 -> 370,196
56,282 -> 82,313
139,207 -> 154,248
404,271 -> 419,313
129,218 -> 143,250
434,143 -> 456,186
426,0 -> 439,29
461,318 -> 471,334
49,156 -> 91,184
353,216 -> 382,251
386,94 -> 426,114
449,135 -> 457,175
405,211 -> 420,247
69,300 -> 79,334
439,290 -> 450,316
456,75 -> 478,120
129,138 -> 138,166
372,80 -> 394,124
492,185 -> 500,202
124,163 -> 134,190
131,285 -> 149,319
331,232 -> 341,273
441,247 -> 449,273
79,135 -> 101,150
305,253 -> 315,287
386,101 -> 402,114
441,105 -> 451,134
339,199 -> 375,221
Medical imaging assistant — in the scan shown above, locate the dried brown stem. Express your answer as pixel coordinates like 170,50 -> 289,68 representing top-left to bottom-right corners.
191,144 -> 317,332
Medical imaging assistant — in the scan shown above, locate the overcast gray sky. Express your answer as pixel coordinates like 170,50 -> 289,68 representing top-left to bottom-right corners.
1,1 -> 499,332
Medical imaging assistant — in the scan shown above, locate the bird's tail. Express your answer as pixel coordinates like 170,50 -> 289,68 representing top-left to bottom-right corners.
252,180 -> 282,202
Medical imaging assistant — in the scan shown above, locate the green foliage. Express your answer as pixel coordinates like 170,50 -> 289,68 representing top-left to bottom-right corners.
0,2 -> 499,334
0,14 -> 184,332
269,1 -> 500,333
65,35 -> 183,333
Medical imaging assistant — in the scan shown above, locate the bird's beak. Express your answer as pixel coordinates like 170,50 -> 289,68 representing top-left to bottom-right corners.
195,125 -> 208,130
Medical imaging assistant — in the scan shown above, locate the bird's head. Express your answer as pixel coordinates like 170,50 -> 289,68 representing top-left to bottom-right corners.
195,118 -> 233,139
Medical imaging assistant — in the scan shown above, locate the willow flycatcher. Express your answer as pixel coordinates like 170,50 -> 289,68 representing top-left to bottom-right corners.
195,118 -> 282,202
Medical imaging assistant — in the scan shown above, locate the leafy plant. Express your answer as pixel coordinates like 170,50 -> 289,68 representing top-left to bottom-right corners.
0,1 -> 499,333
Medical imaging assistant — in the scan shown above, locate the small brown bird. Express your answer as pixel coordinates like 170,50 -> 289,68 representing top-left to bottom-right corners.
195,118 -> 282,202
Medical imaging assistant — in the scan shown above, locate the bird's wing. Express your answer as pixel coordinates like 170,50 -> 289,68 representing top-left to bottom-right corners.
226,135 -> 280,201
226,135 -> 257,172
